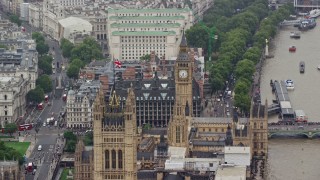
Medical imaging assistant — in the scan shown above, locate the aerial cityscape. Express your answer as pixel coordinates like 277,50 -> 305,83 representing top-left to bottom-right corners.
0,0 -> 319,179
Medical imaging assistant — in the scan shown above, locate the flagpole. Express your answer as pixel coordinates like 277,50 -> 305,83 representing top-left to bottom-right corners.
113,54 -> 116,91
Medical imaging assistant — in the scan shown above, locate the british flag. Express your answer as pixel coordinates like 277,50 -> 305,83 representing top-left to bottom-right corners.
114,59 -> 122,68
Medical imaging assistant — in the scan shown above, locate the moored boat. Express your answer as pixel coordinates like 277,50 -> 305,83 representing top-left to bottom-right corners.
318,65 -> 320,70
290,31 -> 301,39
285,79 -> 294,90
289,46 -> 296,52
300,61 -> 305,73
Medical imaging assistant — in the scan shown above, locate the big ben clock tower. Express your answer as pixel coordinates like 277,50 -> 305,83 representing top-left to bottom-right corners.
174,31 -> 193,115
168,31 -> 194,147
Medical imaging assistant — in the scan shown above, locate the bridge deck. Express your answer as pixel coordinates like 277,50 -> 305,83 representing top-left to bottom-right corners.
273,81 -> 295,119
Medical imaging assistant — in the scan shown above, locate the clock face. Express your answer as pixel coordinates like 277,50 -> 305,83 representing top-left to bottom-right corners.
179,70 -> 188,79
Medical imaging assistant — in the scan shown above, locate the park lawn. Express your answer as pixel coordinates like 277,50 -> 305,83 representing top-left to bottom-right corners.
3,142 -> 30,156
60,168 -> 74,180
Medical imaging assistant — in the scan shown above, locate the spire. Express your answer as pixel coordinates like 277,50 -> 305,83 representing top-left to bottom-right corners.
109,90 -> 120,111
180,29 -> 188,48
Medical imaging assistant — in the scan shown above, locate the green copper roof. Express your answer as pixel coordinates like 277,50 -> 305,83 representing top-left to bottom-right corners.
107,8 -> 191,14
109,15 -> 185,20
111,31 -> 176,36
110,23 -> 181,28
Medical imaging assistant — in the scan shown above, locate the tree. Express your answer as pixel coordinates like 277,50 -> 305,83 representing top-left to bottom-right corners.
185,24 -> 210,49
36,75 -> 52,93
71,37 -> 102,63
26,86 -> 45,104
4,123 -> 17,136
234,93 -> 251,113
32,32 -> 45,43
60,38 -> 74,58
38,55 -> 53,75
235,59 -> 255,81
9,15 -> 21,26
64,131 -> 77,152
67,64 -> 80,79
0,142 -> 24,165
36,42 -> 49,55
140,54 -> 151,61
84,132 -> 93,146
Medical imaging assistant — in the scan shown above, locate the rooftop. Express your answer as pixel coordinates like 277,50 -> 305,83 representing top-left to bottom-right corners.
107,8 -> 191,14
215,165 -> 247,179
109,15 -> 185,20
111,31 -> 176,36
110,22 -> 181,28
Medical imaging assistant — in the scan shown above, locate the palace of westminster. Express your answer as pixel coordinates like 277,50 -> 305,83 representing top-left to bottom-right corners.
74,34 -> 268,180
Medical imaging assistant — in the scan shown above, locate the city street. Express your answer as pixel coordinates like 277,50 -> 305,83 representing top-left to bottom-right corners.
20,22 -> 68,180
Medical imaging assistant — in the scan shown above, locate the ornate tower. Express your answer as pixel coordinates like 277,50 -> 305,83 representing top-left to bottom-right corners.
93,86 -> 137,180
174,31 -> 194,114
232,112 -> 251,147
250,100 -> 268,160
124,85 -> 138,180
168,32 -> 193,147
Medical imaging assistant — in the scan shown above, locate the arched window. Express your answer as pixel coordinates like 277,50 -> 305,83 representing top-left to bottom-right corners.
118,150 -> 123,169
105,150 -> 109,169
111,150 -> 116,169
4,172 -> 9,180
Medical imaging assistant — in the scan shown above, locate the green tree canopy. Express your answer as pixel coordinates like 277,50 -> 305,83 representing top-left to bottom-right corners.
0,142 -> 24,165
36,75 -> 52,93
140,54 -> 151,61
235,59 -> 255,81
60,38 -> 74,58
26,86 -> 44,104
70,37 -> 102,63
185,24 -> 210,49
4,123 -> 17,135
32,32 -> 45,43
67,64 -> 80,79
9,15 -> 21,26
36,42 -> 49,55
84,132 -> 93,146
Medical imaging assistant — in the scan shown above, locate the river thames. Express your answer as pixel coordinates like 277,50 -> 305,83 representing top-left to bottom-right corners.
260,18 -> 320,180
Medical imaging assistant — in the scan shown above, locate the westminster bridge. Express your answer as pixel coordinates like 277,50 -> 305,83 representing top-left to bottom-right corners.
268,123 -> 320,138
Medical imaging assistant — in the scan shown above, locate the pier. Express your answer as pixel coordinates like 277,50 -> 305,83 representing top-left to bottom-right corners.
269,80 -> 295,120
279,20 -> 301,27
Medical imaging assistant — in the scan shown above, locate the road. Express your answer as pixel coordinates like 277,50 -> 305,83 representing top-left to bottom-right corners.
21,21 -> 68,180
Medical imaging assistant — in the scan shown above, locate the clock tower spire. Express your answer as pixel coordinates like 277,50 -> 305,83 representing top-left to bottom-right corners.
168,31 -> 194,147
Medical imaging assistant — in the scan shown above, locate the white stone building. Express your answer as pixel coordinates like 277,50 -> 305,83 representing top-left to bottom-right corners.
42,0 -> 66,39
66,80 -> 100,128
0,77 -> 29,127
20,3 -> 29,21
58,17 -> 93,43
107,8 -> 193,60
28,3 -> 43,29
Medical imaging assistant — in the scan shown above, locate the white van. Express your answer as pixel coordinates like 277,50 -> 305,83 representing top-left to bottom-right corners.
38,145 -> 42,151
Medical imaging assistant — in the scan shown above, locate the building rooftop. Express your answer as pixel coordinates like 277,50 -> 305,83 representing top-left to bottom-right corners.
111,31 -> 176,36
110,22 -> 181,28
59,16 -> 92,28
215,165 -> 247,179
107,7 -> 191,14
109,15 -> 185,20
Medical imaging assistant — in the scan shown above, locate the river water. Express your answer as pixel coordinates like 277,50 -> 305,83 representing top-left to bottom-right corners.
260,19 -> 320,180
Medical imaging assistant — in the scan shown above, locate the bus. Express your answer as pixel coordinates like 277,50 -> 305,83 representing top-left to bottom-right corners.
44,95 -> 49,103
19,124 -> 33,131
37,103 -> 44,110
62,94 -> 67,101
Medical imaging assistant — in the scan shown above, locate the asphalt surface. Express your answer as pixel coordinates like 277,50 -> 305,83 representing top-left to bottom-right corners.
21,21 -> 68,180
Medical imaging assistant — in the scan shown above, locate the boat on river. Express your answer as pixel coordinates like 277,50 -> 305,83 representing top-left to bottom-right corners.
299,18 -> 316,31
318,65 -> 320,70
285,79 -> 294,90
309,9 -> 320,18
300,61 -> 305,73
289,46 -> 296,52
290,32 -> 301,39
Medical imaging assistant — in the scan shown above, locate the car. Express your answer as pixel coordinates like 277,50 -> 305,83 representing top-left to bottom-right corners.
226,104 -> 229,108
43,122 -> 46,127
37,145 -> 42,151
217,98 -> 221,102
